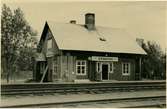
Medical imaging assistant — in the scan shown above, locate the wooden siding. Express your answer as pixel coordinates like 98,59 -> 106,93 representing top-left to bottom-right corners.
51,52 -> 141,82
109,58 -> 136,81
60,55 -> 76,82
61,50 -> 142,81
88,61 -> 96,81
59,54 -> 90,80
41,28 -> 60,56
52,56 -> 61,81
135,57 -> 142,80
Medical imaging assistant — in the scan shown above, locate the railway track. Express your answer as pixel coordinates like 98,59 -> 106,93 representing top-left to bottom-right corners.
1,81 -> 166,95
1,95 -> 166,108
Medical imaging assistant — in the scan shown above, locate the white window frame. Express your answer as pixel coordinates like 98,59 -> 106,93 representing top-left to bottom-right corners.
122,62 -> 130,76
76,60 -> 87,75
96,62 -> 101,72
96,62 -> 113,73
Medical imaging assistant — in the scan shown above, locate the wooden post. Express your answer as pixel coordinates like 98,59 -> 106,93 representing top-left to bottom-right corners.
33,61 -> 37,81
40,65 -> 48,83
139,57 -> 142,80
60,55 -> 62,81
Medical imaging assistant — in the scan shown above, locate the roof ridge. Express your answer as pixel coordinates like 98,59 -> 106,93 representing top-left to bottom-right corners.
47,20 -> 126,30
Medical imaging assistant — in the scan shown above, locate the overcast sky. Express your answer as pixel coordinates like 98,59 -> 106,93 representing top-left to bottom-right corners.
2,0 -> 167,51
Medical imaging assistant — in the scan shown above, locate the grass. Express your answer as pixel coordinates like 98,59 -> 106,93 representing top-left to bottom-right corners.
1,71 -> 33,84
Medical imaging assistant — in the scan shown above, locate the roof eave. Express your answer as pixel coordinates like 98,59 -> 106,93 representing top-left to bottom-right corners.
60,49 -> 147,55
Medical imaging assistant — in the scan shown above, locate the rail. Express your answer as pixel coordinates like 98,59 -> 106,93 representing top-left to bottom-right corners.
1,81 -> 166,95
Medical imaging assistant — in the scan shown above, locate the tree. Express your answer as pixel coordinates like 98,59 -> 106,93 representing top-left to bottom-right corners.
1,4 -> 37,83
138,40 -> 166,80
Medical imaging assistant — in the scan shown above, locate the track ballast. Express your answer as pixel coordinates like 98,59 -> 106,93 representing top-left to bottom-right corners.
1,81 -> 166,95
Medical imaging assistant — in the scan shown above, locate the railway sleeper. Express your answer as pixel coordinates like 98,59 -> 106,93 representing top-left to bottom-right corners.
1,86 -> 166,96
1,88 -> 164,95
1,85 -> 165,92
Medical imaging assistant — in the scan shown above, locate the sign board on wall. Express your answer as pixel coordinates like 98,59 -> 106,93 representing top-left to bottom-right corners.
88,56 -> 118,62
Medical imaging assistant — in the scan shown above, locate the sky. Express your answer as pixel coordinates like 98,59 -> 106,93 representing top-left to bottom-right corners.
2,0 -> 167,51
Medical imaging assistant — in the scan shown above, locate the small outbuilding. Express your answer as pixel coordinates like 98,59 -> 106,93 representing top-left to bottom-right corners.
34,13 -> 147,82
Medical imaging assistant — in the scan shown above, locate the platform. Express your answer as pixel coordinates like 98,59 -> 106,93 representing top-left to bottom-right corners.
1,90 -> 166,107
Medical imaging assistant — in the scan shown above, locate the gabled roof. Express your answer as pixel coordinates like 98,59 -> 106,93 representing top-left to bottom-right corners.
45,21 -> 146,55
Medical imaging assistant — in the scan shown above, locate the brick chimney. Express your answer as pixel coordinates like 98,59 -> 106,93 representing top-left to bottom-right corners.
85,13 -> 95,30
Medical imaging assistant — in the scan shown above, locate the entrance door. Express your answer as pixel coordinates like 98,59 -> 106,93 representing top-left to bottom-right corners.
102,64 -> 109,80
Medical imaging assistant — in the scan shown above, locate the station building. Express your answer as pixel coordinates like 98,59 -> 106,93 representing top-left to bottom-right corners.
34,13 -> 147,82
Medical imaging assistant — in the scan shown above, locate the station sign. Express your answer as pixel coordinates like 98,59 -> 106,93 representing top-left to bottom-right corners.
88,56 -> 118,62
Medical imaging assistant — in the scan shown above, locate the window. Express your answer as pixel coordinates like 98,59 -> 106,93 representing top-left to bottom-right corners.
76,60 -> 87,75
47,39 -> 52,50
47,30 -> 52,50
122,62 -> 130,75
47,30 -> 52,39
110,63 -> 113,73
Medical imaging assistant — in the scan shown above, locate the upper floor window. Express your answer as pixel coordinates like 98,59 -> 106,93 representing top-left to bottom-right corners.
47,30 -> 53,50
122,62 -> 130,76
47,30 -> 52,39
76,60 -> 87,75
47,39 -> 52,50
